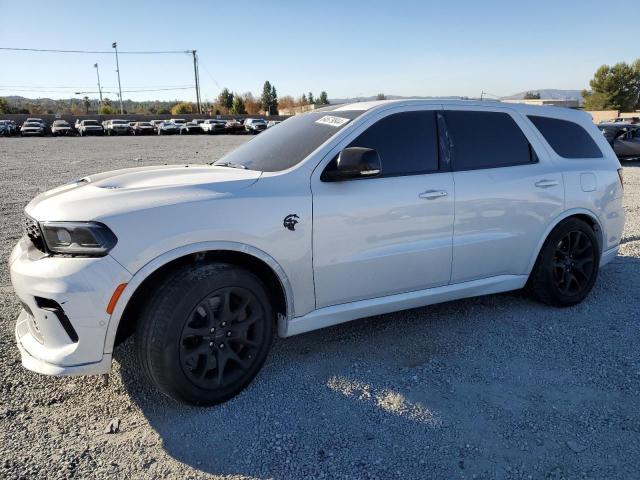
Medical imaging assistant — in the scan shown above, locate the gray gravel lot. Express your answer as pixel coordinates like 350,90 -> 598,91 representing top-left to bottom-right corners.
1,136 -> 639,479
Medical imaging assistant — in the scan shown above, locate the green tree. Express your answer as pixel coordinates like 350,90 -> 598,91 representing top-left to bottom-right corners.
318,91 -> 329,104
171,102 -> 194,115
301,93 -> 308,104
261,81 -> 273,114
582,60 -> 640,111
217,88 -> 234,111
0,97 -> 10,114
270,85 -> 278,115
376,93 -> 386,101
308,92 -> 314,104
523,91 -> 541,99
83,96 -> 91,114
99,105 -> 114,115
230,95 -> 246,114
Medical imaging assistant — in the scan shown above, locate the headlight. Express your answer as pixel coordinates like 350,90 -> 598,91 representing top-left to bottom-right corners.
40,222 -> 117,256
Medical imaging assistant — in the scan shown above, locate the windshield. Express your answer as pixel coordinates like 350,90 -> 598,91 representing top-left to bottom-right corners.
138,122 -> 152,126
54,120 -> 69,125
111,120 -> 127,125
84,120 -> 99,126
214,111 -> 362,172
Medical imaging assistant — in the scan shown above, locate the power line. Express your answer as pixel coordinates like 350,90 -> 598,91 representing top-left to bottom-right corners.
0,86 -> 195,94
0,84 -> 195,89
0,47 -> 191,55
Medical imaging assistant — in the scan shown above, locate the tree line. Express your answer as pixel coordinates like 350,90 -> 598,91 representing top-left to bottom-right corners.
0,80 -> 331,116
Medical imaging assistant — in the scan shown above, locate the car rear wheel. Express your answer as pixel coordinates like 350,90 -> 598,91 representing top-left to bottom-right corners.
528,218 -> 599,307
135,263 -> 274,406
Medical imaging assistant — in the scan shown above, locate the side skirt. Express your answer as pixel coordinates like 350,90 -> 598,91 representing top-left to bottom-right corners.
279,275 -> 528,337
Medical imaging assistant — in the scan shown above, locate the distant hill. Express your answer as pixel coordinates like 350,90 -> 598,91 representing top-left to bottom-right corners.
500,89 -> 582,101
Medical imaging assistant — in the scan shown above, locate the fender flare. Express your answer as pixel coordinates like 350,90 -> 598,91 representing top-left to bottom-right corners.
525,208 -> 604,274
103,241 -> 294,354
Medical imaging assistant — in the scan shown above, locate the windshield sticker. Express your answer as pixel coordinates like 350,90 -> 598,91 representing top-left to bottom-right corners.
315,115 -> 350,127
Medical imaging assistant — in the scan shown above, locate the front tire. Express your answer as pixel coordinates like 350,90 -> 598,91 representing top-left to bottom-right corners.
135,263 -> 274,406
528,218 -> 599,307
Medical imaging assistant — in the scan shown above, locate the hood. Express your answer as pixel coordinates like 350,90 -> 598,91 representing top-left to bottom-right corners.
26,164 -> 262,221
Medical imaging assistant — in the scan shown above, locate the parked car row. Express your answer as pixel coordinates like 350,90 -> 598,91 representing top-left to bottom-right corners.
0,117 -> 282,137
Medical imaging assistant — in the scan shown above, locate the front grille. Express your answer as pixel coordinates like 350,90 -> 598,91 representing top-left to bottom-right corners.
24,216 -> 46,252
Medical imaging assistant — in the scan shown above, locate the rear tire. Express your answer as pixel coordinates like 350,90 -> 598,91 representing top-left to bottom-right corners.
135,263 -> 274,406
528,218 -> 599,307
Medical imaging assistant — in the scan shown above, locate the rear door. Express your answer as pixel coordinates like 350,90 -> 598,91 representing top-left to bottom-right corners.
443,106 -> 565,283
311,108 -> 455,308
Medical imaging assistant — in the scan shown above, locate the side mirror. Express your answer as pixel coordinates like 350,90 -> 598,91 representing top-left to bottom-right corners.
322,147 -> 382,181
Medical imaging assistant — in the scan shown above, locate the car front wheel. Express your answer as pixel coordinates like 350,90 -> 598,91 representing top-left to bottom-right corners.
135,263 -> 274,405
528,218 -> 599,307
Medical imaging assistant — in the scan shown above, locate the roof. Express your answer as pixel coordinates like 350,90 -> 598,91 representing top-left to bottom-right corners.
329,98 -> 592,122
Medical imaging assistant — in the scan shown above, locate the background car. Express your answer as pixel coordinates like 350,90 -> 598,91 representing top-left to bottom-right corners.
105,119 -> 133,136
179,121 -> 203,135
7,120 -> 18,135
149,119 -> 164,133
266,120 -> 281,128
0,120 -> 13,136
244,118 -> 267,134
77,119 -> 104,136
51,119 -> 73,136
598,123 -> 640,161
224,119 -> 245,134
157,121 -> 180,135
132,122 -> 155,135
20,121 -> 45,136
170,118 -> 187,127
201,119 -> 227,134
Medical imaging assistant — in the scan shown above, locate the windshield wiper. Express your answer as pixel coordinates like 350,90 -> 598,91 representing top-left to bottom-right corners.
213,161 -> 248,170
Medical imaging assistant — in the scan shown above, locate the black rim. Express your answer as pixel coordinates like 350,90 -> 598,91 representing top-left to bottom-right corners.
179,287 -> 265,389
552,230 -> 596,296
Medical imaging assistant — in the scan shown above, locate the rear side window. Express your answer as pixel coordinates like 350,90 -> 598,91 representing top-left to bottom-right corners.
528,116 -> 602,159
444,111 -> 537,171
347,111 -> 439,176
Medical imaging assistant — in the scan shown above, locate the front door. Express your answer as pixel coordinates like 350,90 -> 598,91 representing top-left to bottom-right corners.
311,109 -> 455,309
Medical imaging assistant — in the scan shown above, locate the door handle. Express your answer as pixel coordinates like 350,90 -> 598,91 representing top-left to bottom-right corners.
534,179 -> 559,188
419,189 -> 448,200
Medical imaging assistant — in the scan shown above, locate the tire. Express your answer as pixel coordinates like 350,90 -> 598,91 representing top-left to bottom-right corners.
135,262 -> 274,406
528,218 -> 599,307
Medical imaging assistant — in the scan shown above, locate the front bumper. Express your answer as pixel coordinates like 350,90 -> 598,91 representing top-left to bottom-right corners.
10,237 -> 131,376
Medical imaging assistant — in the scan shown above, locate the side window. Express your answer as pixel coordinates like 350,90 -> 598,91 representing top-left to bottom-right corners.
528,115 -> 603,159
444,110 -> 537,171
345,111 -> 439,177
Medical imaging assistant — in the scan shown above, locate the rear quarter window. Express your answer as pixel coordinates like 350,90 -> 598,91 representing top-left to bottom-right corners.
528,116 -> 602,159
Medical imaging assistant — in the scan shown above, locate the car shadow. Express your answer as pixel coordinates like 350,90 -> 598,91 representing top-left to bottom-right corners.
117,254 -> 640,478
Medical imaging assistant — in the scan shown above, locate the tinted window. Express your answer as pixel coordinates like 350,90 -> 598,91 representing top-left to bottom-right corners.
528,115 -> 602,158
215,111 -> 362,172
345,111 -> 439,176
445,111 -> 536,171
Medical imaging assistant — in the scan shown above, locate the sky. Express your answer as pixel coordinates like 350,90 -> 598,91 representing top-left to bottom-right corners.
0,0 -> 636,103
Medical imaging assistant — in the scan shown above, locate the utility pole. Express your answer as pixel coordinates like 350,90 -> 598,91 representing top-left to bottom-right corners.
94,63 -> 103,112
192,50 -> 201,114
480,91 -> 485,101
112,42 -> 124,114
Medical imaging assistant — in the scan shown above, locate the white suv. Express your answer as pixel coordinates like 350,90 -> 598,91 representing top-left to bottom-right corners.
10,100 -> 625,405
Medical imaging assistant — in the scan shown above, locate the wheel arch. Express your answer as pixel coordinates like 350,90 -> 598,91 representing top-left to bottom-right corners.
526,208 -> 604,274
103,242 -> 293,354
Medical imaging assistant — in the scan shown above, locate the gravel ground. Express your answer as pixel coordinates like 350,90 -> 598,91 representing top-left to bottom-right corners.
1,136 -> 639,479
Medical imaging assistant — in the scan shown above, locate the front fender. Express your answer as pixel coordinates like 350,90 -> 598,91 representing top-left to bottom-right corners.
102,241 -> 294,354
